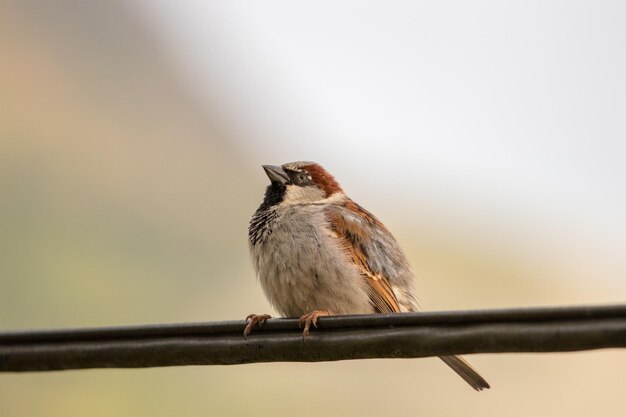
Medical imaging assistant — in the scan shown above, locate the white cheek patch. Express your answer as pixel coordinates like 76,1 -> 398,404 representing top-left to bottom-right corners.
280,185 -> 326,205
318,192 -> 347,205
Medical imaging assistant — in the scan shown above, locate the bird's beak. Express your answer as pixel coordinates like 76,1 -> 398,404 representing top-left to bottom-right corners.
262,165 -> 289,184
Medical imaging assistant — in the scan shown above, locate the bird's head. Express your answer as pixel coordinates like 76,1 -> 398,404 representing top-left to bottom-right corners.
261,161 -> 344,206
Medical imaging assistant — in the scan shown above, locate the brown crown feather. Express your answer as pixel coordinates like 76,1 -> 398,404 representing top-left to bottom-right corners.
300,163 -> 343,197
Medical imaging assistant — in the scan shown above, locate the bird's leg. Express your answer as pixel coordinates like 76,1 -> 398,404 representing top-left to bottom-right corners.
243,313 -> 272,338
298,310 -> 331,337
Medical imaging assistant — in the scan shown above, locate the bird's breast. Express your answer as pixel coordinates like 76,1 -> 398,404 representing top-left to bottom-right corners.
249,205 -> 373,317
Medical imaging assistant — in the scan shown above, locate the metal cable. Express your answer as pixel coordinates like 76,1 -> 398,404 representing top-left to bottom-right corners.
2,304 -> 625,372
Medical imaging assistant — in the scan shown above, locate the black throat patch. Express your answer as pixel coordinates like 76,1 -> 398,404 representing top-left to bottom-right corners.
248,183 -> 286,245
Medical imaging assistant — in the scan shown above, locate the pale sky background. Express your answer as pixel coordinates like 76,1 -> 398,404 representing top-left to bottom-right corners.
134,0 -> 626,287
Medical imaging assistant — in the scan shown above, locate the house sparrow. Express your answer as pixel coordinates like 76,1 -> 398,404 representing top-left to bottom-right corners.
246,161 -> 490,391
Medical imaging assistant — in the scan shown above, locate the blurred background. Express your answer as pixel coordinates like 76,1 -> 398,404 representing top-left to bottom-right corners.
1,0 -> 625,415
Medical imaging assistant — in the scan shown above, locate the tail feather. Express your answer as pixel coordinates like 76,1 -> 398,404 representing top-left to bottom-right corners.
439,355 -> 490,391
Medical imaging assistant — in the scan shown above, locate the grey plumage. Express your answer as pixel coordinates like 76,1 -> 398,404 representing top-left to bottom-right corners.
251,202 -> 374,316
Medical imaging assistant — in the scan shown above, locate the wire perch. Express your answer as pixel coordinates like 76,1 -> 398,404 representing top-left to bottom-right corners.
1,304 -> 625,372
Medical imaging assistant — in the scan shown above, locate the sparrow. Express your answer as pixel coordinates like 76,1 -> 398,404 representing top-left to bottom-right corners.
246,161 -> 490,391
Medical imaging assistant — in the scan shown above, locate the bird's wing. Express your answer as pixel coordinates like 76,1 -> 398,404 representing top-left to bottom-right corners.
325,201 -> 489,390
324,200 -> 408,314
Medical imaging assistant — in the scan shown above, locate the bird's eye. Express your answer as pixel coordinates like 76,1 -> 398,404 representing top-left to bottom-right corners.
298,173 -> 308,182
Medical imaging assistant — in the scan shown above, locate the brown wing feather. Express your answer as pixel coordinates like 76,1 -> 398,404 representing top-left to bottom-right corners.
325,203 -> 401,314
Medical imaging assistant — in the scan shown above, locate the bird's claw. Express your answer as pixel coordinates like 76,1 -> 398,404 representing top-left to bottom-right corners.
243,313 -> 271,338
298,310 -> 331,338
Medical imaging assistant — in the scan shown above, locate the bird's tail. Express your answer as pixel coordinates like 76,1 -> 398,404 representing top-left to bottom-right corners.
439,355 -> 490,391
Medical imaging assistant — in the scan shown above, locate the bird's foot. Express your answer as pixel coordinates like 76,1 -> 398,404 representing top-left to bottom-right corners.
243,313 -> 272,338
298,310 -> 331,338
